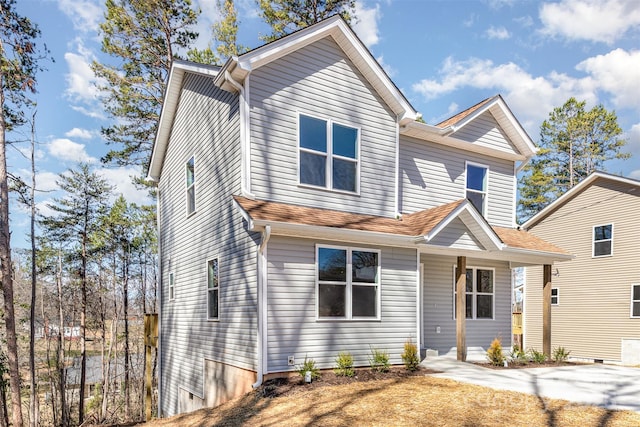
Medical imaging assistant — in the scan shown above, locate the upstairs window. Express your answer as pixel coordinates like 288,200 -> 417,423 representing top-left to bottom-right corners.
593,224 -> 613,257
299,114 -> 359,193
207,259 -> 219,320
551,288 -> 559,305
632,284 -> 640,318
168,272 -> 175,301
466,163 -> 488,216
454,267 -> 494,319
317,246 -> 380,319
186,156 -> 196,215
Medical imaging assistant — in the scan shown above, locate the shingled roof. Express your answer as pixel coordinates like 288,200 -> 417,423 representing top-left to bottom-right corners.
436,96 -> 496,128
233,196 -> 570,256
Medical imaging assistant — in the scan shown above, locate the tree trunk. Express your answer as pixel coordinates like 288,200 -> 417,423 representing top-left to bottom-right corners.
29,111 -> 39,427
57,252 -> 68,427
0,82 -> 24,427
79,230 -> 88,424
124,244 -> 130,419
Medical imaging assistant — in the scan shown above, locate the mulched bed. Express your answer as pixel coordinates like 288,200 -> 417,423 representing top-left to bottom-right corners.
259,366 -> 438,398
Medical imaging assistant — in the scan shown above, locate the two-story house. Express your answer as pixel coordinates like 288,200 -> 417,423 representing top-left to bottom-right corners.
148,16 -> 570,416
522,171 -> 640,364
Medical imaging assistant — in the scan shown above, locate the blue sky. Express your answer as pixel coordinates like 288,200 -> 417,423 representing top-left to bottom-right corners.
9,0 -> 640,248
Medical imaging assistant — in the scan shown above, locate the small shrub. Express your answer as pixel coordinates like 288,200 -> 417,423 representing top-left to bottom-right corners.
296,355 -> 320,381
528,348 -> 547,364
368,346 -> 390,373
509,345 -> 528,365
486,337 -> 506,366
334,352 -> 355,377
552,346 -> 571,363
401,339 -> 420,371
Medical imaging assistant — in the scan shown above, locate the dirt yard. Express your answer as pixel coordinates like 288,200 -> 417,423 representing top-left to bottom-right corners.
137,368 -> 640,427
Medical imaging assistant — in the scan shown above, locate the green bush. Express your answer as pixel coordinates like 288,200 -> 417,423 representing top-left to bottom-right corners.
486,337 -> 506,366
296,355 -> 320,381
334,352 -> 355,377
401,339 -> 420,371
509,345 -> 528,365
368,347 -> 390,373
552,346 -> 571,363
528,348 -> 547,363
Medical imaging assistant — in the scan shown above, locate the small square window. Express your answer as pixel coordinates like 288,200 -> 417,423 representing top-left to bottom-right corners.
593,224 -> 612,257
551,288 -> 559,305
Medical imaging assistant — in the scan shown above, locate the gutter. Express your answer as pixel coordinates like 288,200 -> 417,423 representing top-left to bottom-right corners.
252,225 -> 271,389
223,70 -> 255,199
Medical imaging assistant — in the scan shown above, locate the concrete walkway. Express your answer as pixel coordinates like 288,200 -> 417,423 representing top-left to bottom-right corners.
422,356 -> 640,413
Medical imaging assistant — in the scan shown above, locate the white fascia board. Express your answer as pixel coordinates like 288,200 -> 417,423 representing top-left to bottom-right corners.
250,219 -> 417,248
232,198 -> 254,231
500,246 -> 574,264
521,171 -> 640,229
400,121 -> 526,162
148,61 -> 221,181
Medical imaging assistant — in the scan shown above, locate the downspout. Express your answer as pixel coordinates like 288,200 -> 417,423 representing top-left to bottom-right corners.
252,225 -> 271,389
224,71 -> 255,199
154,184 -> 163,417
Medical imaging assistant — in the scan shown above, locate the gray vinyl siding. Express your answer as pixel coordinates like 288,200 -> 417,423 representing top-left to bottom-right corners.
422,254 -> 512,354
158,73 -> 259,416
249,36 -> 398,217
429,218 -> 484,250
524,180 -> 640,361
399,135 -> 515,227
451,111 -> 518,153
266,236 -> 418,372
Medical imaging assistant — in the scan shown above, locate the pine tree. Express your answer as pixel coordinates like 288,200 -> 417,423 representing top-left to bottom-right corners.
0,2 -> 49,425
518,98 -> 628,222
258,0 -> 356,42
92,0 -> 200,169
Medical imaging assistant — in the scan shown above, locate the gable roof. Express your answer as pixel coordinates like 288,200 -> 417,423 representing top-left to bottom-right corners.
214,15 -> 417,125
400,95 -> 537,162
233,196 -> 570,261
522,171 -> 640,230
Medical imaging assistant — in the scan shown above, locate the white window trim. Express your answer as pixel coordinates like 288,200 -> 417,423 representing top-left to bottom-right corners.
464,161 -> 490,218
297,112 -> 361,195
592,223 -> 613,258
186,155 -> 196,217
452,265 -> 496,320
168,271 -> 175,301
206,257 -> 220,321
631,284 -> 640,319
315,244 -> 381,321
551,287 -> 559,306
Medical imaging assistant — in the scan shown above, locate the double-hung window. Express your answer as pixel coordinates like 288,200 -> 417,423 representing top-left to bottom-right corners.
454,267 -> 494,319
186,156 -> 196,215
317,246 -> 380,319
168,272 -> 175,301
631,284 -> 640,318
299,114 -> 359,192
551,288 -> 559,305
593,224 -> 613,257
466,163 -> 488,216
207,259 -> 219,320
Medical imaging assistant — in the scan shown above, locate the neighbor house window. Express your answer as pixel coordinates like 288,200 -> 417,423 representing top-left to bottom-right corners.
466,163 -> 488,216
551,288 -> 559,305
593,224 -> 612,257
454,267 -> 494,319
186,156 -> 196,215
317,246 -> 379,319
299,114 -> 359,192
207,259 -> 219,320
168,272 -> 175,301
632,284 -> 640,318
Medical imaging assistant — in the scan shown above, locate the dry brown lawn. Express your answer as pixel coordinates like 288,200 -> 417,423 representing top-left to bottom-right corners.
142,375 -> 640,427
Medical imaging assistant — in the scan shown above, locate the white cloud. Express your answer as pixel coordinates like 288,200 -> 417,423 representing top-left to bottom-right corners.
57,0 -> 103,33
412,56 -> 599,132
64,39 -> 106,118
576,49 -> 640,110
627,123 -> 640,158
485,26 -> 511,40
48,138 -> 97,163
539,0 -> 640,44
487,0 -> 516,8
514,15 -> 534,28
97,167 -> 152,206
65,128 -> 94,139
190,0 -> 220,53
376,55 -> 396,77
353,1 -> 381,47
36,172 -> 61,193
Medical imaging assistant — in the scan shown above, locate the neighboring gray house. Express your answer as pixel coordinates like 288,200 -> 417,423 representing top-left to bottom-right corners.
522,171 -> 640,364
148,16 -> 570,416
